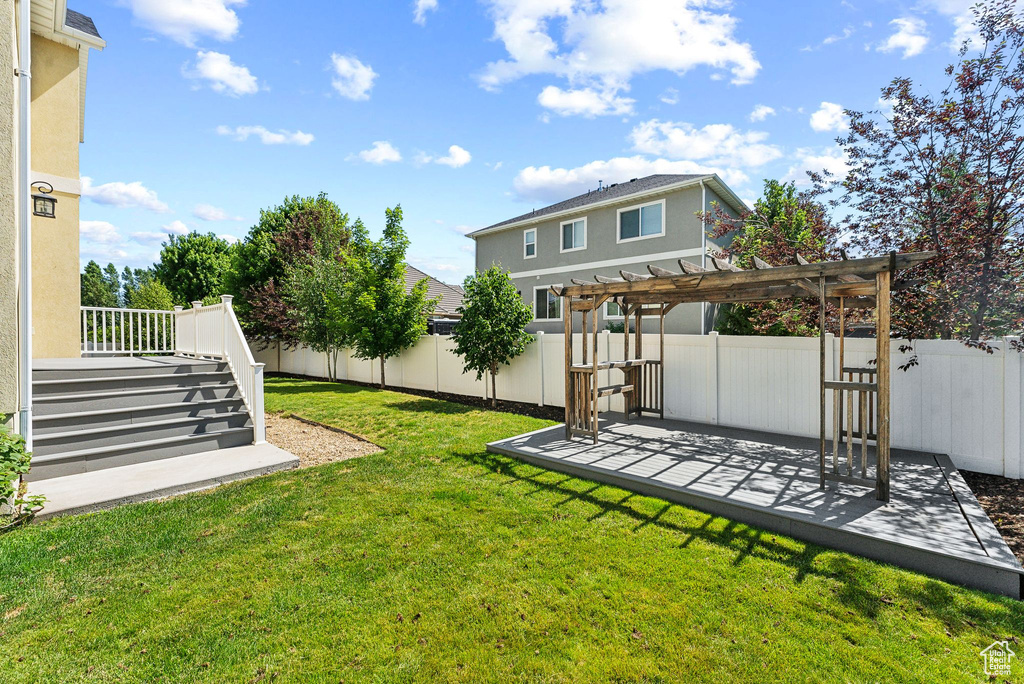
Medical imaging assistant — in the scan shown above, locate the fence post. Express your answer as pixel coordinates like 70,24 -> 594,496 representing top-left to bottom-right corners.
1004,336 -> 1021,479
252,363 -> 266,444
173,306 -> 183,354
434,334 -> 440,393
191,301 -> 202,357
220,294 -> 233,359
536,331 -> 545,407
707,331 -> 719,424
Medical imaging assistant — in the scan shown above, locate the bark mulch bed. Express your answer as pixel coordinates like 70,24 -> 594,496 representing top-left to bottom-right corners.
961,470 -> 1024,566
269,372 -> 564,421
265,413 -> 381,468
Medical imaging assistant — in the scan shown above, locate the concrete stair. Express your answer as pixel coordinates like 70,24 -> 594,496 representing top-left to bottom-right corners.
29,357 -> 256,481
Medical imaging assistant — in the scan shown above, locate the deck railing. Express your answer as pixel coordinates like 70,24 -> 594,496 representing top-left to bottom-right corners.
80,306 -> 176,355
174,296 -> 265,443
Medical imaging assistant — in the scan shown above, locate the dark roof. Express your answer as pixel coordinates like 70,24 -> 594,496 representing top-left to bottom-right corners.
404,264 -> 465,316
66,8 -> 102,40
475,174 -> 709,234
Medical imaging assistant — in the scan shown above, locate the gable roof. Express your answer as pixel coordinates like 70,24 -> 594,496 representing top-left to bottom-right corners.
65,8 -> 101,39
404,264 -> 465,316
468,173 -> 748,239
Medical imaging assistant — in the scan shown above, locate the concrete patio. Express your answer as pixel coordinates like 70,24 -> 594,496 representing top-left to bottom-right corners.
488,417 -> 1024,599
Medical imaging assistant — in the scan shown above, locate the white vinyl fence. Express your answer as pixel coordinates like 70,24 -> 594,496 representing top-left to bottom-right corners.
254,333 -> 1024,478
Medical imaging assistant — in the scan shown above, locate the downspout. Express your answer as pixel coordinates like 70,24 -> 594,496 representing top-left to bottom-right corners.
16,0 -> 32,448
699,179 -> 707,336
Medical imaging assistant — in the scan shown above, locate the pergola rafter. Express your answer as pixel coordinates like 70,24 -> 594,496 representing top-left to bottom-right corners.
557,249 -> 935,503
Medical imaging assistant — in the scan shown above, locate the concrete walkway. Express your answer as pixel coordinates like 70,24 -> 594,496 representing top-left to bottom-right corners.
28,443 -> 298,520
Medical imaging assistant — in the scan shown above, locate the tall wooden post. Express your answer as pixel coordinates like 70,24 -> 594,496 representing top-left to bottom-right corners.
592,300 -> 599,444
659,304 -> 666,419
563,296 -> 572,440
875,269 -> 892,502
819,276 -> 827,491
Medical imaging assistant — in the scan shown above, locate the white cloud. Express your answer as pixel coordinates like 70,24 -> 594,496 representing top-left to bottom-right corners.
783,147 -> 850,186
216,125 -> 314,145
356,140 -> 402,164
193,204 -> 242,221
629,120 -> 782,168
513,156 -> 749,205
877,17 -> 929,58
917,0 -> 979,50
185,50 -> 258,96
749,104 -> 775,122
413,0 -> 438,25
80,220 -> 121,243
823,25 -> 855,45
164,220 -> 191,235
479,0 -> 759,116
330,54 -> 377,100
219,234 -> 240,245
81,177 -> 171,213
436,145 -> 472,168
659,88 -> 679,105
537,86 -> 635,117
120,0 -> 245,47
129,220 -> 190,244
809,102 -> 848,132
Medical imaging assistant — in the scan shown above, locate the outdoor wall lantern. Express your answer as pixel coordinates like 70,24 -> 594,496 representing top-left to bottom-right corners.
31,181 -> 56,218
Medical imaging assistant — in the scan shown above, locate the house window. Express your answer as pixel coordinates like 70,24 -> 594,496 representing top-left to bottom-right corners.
618,199 -> 665,242
560,218 -> 586,252
534,285 -> 561,320
605,301 -> 624,319
524,229 -> 536,259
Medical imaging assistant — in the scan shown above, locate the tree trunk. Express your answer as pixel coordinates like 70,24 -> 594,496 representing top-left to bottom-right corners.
379,355 -> 386,390
490,363 -> 497,408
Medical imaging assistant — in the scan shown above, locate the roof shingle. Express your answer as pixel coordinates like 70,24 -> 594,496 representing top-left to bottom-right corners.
66,8 -> 102,39
404,264 -> 464,316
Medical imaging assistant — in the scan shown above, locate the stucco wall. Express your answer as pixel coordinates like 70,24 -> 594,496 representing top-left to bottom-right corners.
30,35 -> 80,359
474,183 -> 742,335
0,1 -> 18,414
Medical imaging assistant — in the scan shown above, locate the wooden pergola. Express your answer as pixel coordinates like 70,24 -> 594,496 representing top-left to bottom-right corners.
554,250 -> 935,502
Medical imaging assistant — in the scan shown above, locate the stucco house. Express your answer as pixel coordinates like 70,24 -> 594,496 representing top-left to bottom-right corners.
2,0 -> 104,435
468,174 -> 747,335
403,263 -> 464,335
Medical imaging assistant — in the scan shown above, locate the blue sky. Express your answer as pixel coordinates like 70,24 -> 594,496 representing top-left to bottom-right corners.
77,0 -> 979,283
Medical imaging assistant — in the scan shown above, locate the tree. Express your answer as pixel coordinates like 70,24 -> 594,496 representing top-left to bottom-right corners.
225,194 -> 350,344
285,248 -> 350,382
121,266 -> 156,307
154,232 -> 234,306
80,260 -> 119,307
822,0 -> 1024,350
127,278 -> 174,311
451,266 -> 534,407
342,206 -> 436,389
707,180 -> 839,335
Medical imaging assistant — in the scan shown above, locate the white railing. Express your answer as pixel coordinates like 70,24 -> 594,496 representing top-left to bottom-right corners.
174,296 -> 265,443
81,306 -> 176,355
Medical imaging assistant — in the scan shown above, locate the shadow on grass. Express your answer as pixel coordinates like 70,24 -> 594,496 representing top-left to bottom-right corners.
454,448 -> 1024,628
387,399 -> 477,415
266,378 -> 370,395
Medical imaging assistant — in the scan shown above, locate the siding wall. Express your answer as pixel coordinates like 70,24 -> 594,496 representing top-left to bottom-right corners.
256,334 -> 1024,478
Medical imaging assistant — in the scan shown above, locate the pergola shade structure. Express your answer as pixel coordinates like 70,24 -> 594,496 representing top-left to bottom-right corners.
553,250 -> 935,502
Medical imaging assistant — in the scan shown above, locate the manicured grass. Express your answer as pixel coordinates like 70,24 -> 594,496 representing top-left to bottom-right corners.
0,377 -> 1021,682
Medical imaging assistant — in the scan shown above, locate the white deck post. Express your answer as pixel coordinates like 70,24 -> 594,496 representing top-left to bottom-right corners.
252,363 -> 266,444
172,306 -> 183,354
221,295 -> 233,359
191,301 -> 201,357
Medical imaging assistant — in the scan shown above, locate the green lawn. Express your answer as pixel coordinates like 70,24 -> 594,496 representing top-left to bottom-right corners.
0,377 -> 1021,682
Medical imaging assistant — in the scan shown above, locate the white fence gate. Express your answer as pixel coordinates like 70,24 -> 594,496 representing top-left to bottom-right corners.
253,333 -> 1023,478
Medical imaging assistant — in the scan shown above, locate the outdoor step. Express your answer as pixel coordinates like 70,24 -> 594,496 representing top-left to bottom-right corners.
32,412 -> 253,456
32,359 -> 228,381
26,426 -> 256,481
32,371 -> 234,396
33,383 -> 241,416
33,398 -> 246,435
26,443 -> 298,520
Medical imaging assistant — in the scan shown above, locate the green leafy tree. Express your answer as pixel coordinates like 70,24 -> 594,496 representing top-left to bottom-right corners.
342,206 -> 436,389
451,266 -> 534,407
121,266 -> 156,306
127,278 -> 174,311
80,260 -> 118,308
225,194 -> 349,343
707,179 -> 838,336
285,249 -> 351,382
154,232 -> 234,306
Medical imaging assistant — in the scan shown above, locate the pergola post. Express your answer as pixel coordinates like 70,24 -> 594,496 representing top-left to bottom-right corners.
875,268 -> 892,502
819,276 -> 827,491
563,296 -> 572,441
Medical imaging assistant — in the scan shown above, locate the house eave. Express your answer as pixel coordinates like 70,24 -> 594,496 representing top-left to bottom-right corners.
468,174 -> 749,240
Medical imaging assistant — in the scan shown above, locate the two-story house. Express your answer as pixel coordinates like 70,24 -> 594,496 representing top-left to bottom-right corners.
469,174 -> 747,335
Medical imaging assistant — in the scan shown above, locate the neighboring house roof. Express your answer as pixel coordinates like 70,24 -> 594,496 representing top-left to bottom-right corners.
65,8 -> 102,39
404,264 -> 465,317
468,173 -> 748,239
